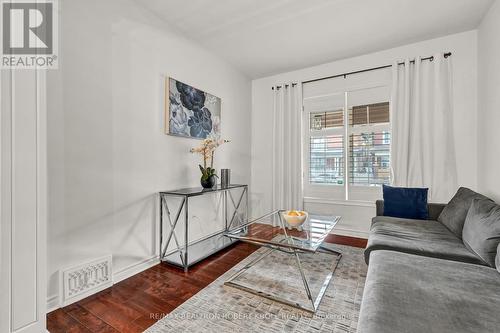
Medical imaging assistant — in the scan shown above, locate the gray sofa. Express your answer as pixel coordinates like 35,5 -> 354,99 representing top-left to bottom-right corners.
358,191 -> 500,333
365,201 -> 486,265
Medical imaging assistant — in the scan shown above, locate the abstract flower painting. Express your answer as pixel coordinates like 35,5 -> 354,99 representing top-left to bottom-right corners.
166,77 -> 221,139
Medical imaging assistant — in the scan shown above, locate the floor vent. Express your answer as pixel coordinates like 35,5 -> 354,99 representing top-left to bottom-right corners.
60,255 -> 113,306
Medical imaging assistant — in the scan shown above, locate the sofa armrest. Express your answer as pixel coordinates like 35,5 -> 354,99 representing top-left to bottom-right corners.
375,200 -> 446,220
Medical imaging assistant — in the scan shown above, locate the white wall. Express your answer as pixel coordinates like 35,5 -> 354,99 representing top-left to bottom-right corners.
251,31 -> 478,238
478,0 -> 500,202
47,0 -> 251,306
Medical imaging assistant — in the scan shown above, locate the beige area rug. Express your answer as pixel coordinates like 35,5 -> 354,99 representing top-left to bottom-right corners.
145,243 -> 367,333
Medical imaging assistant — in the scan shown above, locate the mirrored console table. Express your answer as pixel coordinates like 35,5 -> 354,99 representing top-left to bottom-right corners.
159,184 -> 248,271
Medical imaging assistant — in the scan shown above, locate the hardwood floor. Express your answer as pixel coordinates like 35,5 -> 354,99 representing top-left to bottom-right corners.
47,224 -> 367,333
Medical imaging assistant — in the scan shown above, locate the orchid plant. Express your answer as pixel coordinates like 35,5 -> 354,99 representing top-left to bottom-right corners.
190,137 -> 230,181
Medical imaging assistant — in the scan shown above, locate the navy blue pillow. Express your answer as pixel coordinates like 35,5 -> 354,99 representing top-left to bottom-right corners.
383,185 -> 429,220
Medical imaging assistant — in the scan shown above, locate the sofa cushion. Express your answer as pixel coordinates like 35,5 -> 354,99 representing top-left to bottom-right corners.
358,250 -> 500,333
364,216 -> 485,265
438,187 -> 492,238
382,185 -> 428,219
462,199 -> 500,267
497,244 -> 500,274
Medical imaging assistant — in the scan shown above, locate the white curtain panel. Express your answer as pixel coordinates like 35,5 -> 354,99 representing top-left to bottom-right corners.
272,83 -> 303,213
391,53 -> 457,202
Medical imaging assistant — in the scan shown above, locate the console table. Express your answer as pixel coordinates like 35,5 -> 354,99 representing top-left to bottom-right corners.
159,184 -> 248,271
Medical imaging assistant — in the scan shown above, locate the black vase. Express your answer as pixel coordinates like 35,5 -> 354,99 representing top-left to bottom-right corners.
200,175 -> 216,189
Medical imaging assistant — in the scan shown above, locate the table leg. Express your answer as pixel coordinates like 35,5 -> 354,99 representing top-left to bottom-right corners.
184,197 -> 189,272
159,194 -> 163,260
161,197 -> 186,267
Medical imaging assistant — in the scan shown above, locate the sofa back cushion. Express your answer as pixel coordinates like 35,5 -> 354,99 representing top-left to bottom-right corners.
375,200 -> 446,220
382,185 -> 428,220
438,187 -> 492,238
462,198 -> 500,267
497,244 -> 500,274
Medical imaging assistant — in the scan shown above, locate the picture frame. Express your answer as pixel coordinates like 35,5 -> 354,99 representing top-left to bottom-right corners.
165,77 -> 221,140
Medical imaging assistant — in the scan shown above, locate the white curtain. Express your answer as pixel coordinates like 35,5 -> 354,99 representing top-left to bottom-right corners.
272,83 -> 303,212
391,53 -> 457,202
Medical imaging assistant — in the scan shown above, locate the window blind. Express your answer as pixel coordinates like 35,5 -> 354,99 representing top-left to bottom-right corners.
309,135 -> 344,185
350,102 -> 390,126
349,131 -> 391,185
310,109 -> 344,130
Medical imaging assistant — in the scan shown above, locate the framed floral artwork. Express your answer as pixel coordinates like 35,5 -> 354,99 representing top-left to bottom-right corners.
165,77 -> 221,139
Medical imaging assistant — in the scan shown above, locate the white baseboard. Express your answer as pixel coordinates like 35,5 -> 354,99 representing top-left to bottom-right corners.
47,255 -> 160,313
113,255 -> 159,284
331,227 -> 369,239
46,294 -> 59,313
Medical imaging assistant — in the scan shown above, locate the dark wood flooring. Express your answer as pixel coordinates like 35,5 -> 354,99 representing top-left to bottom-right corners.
47,224 -> 367,333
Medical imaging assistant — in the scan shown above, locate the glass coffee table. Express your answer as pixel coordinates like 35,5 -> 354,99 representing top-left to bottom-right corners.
223,210 -> 341,313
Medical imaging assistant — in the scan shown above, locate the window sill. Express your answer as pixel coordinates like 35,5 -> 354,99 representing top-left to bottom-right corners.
303,197 -> 375,207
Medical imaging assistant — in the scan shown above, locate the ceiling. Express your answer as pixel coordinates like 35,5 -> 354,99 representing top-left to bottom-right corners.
136,0 -> 494,78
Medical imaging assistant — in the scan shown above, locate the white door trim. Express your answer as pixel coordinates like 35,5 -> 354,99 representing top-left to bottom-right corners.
0,68 -> 47,333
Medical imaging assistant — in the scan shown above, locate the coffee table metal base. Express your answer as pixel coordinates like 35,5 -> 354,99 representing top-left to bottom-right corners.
224,245 -> 342,313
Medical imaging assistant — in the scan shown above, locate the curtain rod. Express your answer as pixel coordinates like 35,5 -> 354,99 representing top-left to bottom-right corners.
272,83 -> 297,90
272,52 -> 451,89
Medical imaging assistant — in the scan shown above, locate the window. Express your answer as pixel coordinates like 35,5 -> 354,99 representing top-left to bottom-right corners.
308,108 -> 345,185
304,86 -> 391,201
309,135 -> 344,185
349,132 -> 391,185
349,102 -> 391,186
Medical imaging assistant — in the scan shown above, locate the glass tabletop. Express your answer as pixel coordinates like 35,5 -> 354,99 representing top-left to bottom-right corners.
224,210 -> 340,253
160,184 -> 247,197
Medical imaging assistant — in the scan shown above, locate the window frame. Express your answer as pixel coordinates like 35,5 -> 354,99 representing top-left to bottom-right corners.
303,92 -> 346,201
303,83 -> 391,202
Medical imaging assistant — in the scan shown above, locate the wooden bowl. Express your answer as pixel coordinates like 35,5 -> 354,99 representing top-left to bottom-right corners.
282,210 -> 308,227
